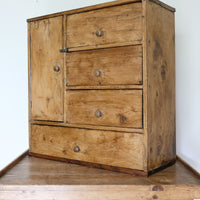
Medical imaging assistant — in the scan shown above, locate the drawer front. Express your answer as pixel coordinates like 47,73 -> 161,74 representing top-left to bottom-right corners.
66,90 -> 142,128
67,3 -> 142,50
66,46 -> 143,86
31,125 -> 144,170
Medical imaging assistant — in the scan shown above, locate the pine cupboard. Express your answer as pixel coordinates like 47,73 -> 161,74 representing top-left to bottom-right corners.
28,0 -> 176,176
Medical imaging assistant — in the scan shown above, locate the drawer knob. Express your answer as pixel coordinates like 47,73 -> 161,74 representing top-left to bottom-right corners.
94,70 -> 102,77
74,146 -> 80,153
53,66 -> 60,72
95,110 -> 103,118
96,30 -> 104,37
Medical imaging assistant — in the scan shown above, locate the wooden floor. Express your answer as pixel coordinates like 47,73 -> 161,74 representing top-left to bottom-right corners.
0,155 -> 200,200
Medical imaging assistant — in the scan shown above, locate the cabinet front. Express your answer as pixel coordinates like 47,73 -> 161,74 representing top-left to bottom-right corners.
30,16 -> 64,121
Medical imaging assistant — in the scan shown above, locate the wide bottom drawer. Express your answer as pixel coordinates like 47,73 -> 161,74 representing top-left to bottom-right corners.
30,125 -> 144,170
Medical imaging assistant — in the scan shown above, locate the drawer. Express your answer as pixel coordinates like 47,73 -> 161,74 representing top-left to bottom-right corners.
66,46 -> 143,86
67,3 -> 142,50
31,125 -> 144,170
66,90 -> 142,128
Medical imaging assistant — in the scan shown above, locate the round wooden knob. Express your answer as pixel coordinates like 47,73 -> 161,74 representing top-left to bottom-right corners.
96,30 -> 104,37
53,66 -> 60,72
95,110 -> 103,118
94,70 -> 102,77
74,146 -> 80,153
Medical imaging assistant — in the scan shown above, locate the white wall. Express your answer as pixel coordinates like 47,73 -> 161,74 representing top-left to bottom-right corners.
171,0 -> 200,174
0,0 -> 200,173
0,0 -> 109,171
161,0 -> 200,174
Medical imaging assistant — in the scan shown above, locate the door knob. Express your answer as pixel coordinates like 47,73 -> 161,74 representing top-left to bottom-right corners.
74,146 -> 80,153
53,66 -> 60,72
96,30 -> 104,37
95,110 -> 103,118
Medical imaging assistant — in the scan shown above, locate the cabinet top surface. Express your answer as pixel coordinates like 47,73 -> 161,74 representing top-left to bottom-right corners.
27,0 -> 175,22
0,156 -> 199,185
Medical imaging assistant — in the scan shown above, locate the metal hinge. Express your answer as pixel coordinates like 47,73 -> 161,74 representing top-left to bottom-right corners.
60,48 -> 68,53
30,101 -> 32,108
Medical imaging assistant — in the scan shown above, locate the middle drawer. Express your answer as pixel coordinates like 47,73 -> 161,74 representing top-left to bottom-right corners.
66,45 -> 143,87
66,90 -> 142,128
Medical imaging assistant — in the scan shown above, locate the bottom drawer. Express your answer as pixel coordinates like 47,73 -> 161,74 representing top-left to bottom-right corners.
30,125 -> 144,170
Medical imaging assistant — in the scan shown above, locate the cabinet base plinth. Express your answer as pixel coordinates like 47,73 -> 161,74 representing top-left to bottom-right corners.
29,152 -> 176,177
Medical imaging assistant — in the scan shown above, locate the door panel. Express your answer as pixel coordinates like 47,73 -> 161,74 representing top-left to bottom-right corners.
30,16 -> 64,121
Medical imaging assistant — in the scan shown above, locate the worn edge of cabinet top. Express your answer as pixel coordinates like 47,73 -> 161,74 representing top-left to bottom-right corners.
27,0 -> 175,22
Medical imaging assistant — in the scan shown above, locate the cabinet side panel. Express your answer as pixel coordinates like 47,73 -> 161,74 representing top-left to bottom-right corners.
28,22 -> 32,150
146,1 -> 176,170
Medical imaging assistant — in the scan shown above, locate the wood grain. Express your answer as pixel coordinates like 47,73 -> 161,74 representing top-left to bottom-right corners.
1,185 -> 200,200
145,1 -> 176,170
30,17 -> 64,121
66,3 -> 142,50
66,46 -> 142,86
27,0 -> 175,23
66,90 -> 143,128
30,125 -> 144,170
31,120 -> 144,134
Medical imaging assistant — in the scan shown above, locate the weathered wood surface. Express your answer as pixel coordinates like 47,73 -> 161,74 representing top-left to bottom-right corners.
27,0 -> 175,22
67,3 -> 142,50
66,90 -> 143,128
66,46 -> 142,86
145,0 -> 176,170
30,17 -> 64,121
30,125 -> 144,170
0,156 -> 199,200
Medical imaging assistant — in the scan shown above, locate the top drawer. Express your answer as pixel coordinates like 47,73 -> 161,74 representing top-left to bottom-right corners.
67,3 -> 142,50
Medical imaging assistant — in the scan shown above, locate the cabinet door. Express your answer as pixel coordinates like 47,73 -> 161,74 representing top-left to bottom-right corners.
30,16 -> 64,121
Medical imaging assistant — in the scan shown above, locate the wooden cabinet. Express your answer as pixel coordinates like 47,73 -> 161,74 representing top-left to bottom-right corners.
28,0 -> 176,176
